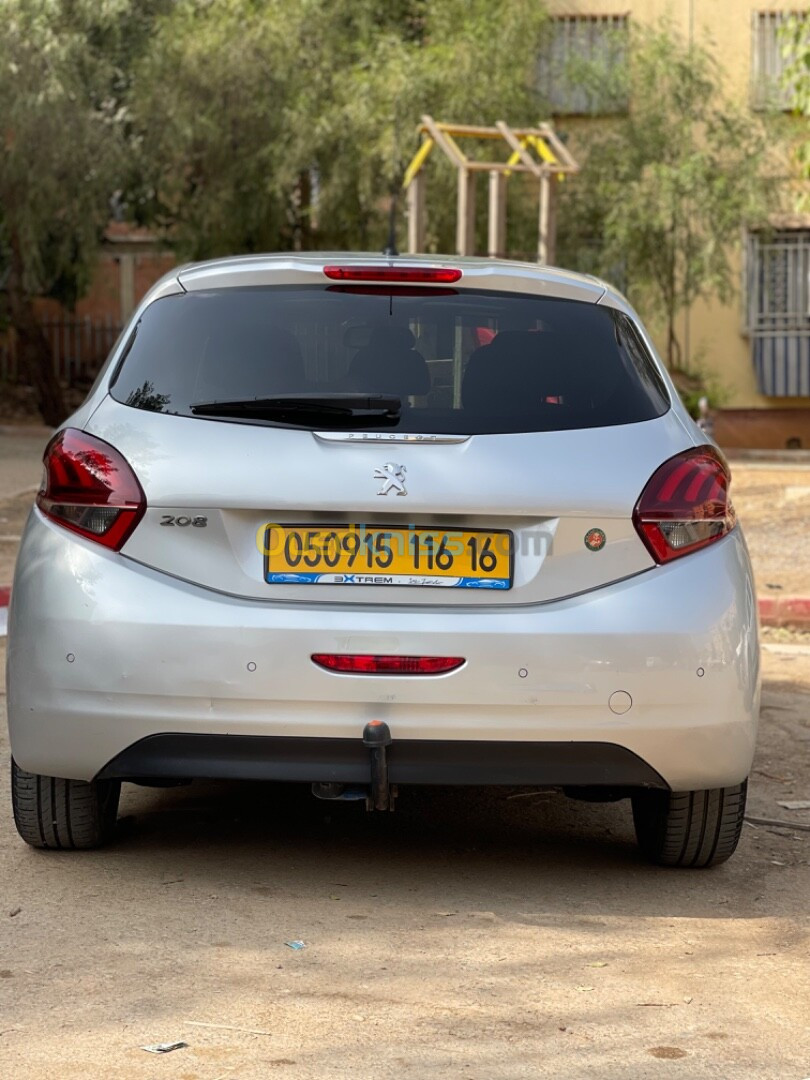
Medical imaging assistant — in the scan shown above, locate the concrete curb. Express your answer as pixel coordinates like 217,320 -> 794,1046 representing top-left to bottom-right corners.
725,449 -> 810,464
758,595 -> 810,630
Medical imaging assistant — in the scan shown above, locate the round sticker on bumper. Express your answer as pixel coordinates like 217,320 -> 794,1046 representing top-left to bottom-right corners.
584,528 -> 606,552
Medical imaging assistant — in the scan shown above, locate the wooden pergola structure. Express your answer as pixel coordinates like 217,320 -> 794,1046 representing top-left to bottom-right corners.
402,115 -> 579,264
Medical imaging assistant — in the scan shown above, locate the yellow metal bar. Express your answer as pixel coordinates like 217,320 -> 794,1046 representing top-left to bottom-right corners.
495,121 -> 543,178
535,124 -> 579,172
402,137 -> 434,190
528,135 -> 557,166
528,136 -> 565,183
503,142 -> 526,179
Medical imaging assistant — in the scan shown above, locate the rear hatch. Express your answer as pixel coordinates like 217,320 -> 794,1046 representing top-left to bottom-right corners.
89,267 -> 692,607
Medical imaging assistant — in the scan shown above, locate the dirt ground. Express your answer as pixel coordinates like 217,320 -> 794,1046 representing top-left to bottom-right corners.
1,434 -> 809,1077
0,493 -> 35,587
0,643 -> 809,1079
728,462 -> 810,597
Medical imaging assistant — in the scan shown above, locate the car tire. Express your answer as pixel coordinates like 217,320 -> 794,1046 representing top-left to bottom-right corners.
11,759 -> 121,850
631,781 -> 747,868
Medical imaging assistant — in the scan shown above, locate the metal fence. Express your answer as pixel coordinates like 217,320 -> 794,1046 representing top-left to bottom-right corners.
746,230 -> 810,333
746,229 -> 810,397
0,315 -> 122,385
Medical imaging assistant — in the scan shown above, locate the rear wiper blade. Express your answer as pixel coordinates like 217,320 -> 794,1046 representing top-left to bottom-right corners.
190,393 -> 401,422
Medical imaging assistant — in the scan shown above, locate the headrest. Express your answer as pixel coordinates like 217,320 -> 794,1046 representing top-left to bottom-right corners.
369,325 -> 417,351
462,330 -> 576,412
347,341 -> 430,398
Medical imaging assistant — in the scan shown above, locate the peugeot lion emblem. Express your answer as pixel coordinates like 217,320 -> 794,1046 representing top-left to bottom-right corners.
374,463 -> 407,496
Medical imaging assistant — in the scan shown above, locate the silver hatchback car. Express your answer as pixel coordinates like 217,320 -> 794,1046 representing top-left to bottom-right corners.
7,255 -> 759,866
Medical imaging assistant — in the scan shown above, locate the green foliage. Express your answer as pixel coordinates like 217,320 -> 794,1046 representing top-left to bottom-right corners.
780,14 -> 810,204
671,362 -> 729,421
556,23 -> 769,369
0,0 -> 166,305
781,14 -> 810,115
131,0 -> 549,258
0,1 -> 113,302
0,1 -> 172,422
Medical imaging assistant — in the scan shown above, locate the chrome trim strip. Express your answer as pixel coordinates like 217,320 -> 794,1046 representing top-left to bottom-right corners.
313,431 -> 470,444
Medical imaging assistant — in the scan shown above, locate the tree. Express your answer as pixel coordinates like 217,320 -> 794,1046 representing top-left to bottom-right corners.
0,1 -> 164,424
556,24 -> 768,370
131,0 -> 549,259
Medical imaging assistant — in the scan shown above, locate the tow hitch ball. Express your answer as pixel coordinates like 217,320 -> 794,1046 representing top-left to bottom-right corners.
311,720 -> 397,811
362,719 -> 395,811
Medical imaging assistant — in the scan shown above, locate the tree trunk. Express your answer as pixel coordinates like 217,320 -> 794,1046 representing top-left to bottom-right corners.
6,234 -> 65,426
294,170 -> 313,251
666,313 -> 682,372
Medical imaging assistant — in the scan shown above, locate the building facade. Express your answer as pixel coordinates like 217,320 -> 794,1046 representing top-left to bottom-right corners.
542,0 -> 810,444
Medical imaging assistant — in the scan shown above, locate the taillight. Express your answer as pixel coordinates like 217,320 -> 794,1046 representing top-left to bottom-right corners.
37,428 -> 145,550
323,265 -> 462,284
633,446 -> 736,564
312,654 -> 465,675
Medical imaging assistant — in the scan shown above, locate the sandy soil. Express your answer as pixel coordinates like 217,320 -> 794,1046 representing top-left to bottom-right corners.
0,643 -> 809,1080
0,495 -> 32,588
730,464 -> 810,597
0,429 -> 49,587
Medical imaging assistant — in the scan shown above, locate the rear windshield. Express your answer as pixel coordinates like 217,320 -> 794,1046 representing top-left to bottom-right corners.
110,285 -> 669,434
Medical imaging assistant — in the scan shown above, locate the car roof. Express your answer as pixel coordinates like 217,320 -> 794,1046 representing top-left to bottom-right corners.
172,252 -> 623,307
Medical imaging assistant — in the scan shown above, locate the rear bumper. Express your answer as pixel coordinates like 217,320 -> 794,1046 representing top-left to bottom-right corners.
96,733 -> 667,788
7,511 -> 760,790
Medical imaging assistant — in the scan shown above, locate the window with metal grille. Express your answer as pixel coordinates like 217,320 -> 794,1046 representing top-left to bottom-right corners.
746,230 -> 810,396
538,15 -> 629,115
751,10 -> 807,111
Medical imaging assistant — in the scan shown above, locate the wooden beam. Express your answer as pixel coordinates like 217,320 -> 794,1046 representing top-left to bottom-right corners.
420,114 -> 467,169
456,168 -> 476,256
414,120 -> 579,173
487,170 -> 507,259
431,122 -> 506,139
538,173 -> 558,265
407,171 -> 426,254
464,161 -> 534,174
535,123 -> 579,172
495,121 -> 543,178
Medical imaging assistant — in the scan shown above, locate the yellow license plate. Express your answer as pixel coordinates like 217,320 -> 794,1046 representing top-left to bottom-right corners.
264,525 -> 512,589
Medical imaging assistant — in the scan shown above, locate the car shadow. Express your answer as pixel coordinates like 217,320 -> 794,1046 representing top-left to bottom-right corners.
110,778 -> 777,922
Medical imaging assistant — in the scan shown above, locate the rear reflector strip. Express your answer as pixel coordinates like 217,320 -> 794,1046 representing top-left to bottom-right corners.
311,654 -> 465,675
323,266 -> 462,284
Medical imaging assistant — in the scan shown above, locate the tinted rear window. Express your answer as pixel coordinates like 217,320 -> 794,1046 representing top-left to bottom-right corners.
110,285 -> 669,433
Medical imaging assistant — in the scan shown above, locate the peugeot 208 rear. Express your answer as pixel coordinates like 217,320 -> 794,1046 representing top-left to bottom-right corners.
7,255 -> 759,866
